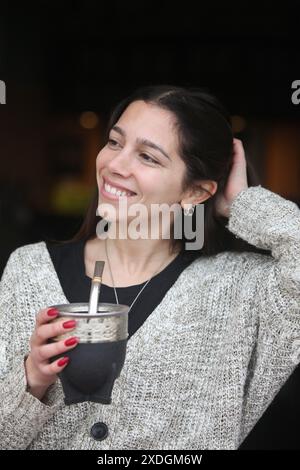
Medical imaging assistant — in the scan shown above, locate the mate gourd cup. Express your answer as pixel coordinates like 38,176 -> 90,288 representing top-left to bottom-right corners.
48,261 -> 129,405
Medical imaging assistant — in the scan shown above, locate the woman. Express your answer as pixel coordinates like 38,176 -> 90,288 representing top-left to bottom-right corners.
0,85 -> 299,450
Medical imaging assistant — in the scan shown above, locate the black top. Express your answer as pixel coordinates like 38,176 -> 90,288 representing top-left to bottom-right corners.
45,239 -> 194,338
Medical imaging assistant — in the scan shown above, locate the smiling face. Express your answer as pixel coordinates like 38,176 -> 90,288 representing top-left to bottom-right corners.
96,100 -> 189,225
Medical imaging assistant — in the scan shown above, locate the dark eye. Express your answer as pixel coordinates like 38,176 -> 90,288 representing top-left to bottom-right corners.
140,154 -> 160,165
108,139 -> 118,146
108,139 -> 159,165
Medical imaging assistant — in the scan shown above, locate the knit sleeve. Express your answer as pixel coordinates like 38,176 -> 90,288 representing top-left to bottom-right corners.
226,185 -> 300,446
0,249 -> 60,450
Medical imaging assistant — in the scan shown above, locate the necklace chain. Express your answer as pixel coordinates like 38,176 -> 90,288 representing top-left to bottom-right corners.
104,238 -> 171,313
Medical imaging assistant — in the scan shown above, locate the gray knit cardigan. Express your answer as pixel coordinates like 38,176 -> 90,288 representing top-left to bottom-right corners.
0,185 -> 300,450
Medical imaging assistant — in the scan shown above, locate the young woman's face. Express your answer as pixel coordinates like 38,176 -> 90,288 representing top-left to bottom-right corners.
96,100 -> 188,222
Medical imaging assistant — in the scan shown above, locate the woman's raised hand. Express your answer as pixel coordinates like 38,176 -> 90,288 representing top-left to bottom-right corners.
24,307 -> 79,400
215,138 -> 249,218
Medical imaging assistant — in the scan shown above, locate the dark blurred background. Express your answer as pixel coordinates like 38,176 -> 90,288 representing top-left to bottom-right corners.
0,0 -> 299,449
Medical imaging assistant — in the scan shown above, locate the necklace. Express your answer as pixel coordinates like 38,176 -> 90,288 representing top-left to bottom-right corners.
104,238 -> 175,313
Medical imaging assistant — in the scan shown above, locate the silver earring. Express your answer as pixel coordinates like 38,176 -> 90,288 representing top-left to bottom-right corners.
183,204 -> 195,216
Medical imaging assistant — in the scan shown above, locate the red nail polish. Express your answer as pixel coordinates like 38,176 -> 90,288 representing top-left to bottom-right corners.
64,337 -> 78,347
57,357 -> 69,367
63,320 -> 76,329
47,308 -> 59,317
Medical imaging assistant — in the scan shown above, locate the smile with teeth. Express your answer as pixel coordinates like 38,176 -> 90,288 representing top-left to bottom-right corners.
104,182 -> 136,197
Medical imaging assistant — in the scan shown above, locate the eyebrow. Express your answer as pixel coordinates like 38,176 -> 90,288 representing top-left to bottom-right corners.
111,125 -> 171,161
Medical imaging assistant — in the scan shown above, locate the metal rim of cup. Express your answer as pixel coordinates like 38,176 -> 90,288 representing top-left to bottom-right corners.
48,302 -> 130,319
49,303 -> 129,343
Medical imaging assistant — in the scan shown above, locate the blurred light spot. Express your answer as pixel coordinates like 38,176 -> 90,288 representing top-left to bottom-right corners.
231,115 -> 247,134
51,178 -> 94,216
79,111 -> 99,129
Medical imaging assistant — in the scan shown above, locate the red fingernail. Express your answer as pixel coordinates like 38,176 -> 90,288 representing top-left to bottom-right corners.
48,308 -> 59,317
63,320 -> 76,329
64,337 -> 79,347
57,357 -> 69,367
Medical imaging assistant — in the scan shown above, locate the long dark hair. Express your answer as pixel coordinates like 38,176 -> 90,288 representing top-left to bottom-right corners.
48,84 -> 270,260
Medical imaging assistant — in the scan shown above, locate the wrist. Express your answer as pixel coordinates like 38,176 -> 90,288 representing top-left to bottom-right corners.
24,355 -> 54,400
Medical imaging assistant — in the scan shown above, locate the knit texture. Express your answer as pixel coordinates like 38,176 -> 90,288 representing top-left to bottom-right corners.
0,185 -> 300,450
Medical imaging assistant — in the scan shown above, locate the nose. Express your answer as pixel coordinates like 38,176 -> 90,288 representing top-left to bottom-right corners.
106,149 -> 133,177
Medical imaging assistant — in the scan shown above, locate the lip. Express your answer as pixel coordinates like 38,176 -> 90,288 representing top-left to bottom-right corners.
100,179 -> 137,201
102,176 -> 136,194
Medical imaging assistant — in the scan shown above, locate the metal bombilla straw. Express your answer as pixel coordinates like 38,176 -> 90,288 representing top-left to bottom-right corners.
87,260 -> 105,321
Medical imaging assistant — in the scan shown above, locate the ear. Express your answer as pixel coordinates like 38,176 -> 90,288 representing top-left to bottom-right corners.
180,180 -> 218,208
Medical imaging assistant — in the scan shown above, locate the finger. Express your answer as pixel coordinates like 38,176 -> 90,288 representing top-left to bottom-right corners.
33,319 -> 77,346
36,307 -> 60,327
34,336 -> 80,362
233,137 -> 243,146
232,139 -> 247,163
39,356 -> 71,377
